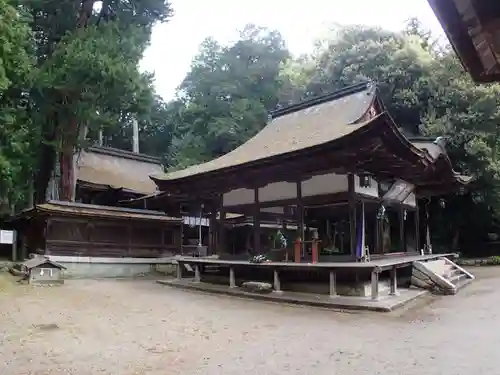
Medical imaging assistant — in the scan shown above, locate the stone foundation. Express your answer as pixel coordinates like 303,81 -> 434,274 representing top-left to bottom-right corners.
45,256 -> 175,279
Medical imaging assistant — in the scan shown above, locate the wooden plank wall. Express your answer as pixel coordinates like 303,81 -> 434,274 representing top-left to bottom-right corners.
44,216 -> 181,258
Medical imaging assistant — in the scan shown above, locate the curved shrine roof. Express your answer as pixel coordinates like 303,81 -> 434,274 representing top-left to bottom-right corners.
152,82 -> 379,182
151,81 -> 471,194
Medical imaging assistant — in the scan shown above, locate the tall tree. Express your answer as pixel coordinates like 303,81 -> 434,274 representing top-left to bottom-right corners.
0,0 -> 35,213
25,0 -> 172,202
168,25 -> 290,168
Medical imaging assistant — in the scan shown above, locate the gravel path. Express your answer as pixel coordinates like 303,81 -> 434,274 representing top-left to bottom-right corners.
0,268 -> 499,375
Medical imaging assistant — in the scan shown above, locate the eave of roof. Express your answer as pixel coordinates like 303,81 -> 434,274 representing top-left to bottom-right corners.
11,201 -> 182,223
428,0 -> 500,83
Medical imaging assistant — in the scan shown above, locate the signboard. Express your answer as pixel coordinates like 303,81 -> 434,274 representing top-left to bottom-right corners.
0,230 -> 14,245
182,217 -> 210,227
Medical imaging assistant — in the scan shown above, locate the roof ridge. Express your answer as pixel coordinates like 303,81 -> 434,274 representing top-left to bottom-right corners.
44,200 -> 169,216
85,146 -> 162,164
270,81 -> 374,119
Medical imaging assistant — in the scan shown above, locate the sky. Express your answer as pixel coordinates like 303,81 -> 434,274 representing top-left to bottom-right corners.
139,0 -> 445,101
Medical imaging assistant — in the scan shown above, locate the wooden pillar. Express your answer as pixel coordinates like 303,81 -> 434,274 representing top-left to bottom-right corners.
273,269 -> 282,293
294,239 -> 301,263
253,187 -> 261,254
329,270 -> 337,297
371,269 -> 380,301
296,181 -> 305,256
425,201 -> 432,254
390,266 -> 398,296
11,230 -> 17,262
127,223 -> 132,257
194,264 -> 201,283
348,174 -> 357,258
229,267 -> 236,288
415,202 -> 420,253
311,238 -> 319,263
399,205 -> 406,253
176,262 -> 182,280
282,220 -> 289,262
209,209 -> 217,255
219,205 -> 227,254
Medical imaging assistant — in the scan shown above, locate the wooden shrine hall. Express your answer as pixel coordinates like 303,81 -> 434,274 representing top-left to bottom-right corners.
135,81 -> 475,307
139,82 -> 470,262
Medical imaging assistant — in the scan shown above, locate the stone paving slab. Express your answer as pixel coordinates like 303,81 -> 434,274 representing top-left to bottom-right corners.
157,279 -> 429,312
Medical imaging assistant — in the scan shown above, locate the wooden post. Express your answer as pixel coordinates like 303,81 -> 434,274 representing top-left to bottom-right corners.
194,265 -> 201,283
329,270 -> 337,297
311,238 -> 318,263
348,174 -> 357,259
390,266 -> 398,296
127,223 -> 132,257
209,209 -> 217,255
414,203 -> 420,253
176,262 -> 182,280
296,181 -> 304,255
11,230 -> 17,262
229,267 -> 236,288
371,269 -> 380,301
425,202 -> 432,254
253,187 -> 261,254
273,269 -> 282,293
399,205 -> 406,253
294,239 -> 302,263
219,210 -> 227,254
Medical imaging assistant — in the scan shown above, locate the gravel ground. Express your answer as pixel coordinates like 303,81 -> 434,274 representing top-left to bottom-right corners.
0,268 -> 499,375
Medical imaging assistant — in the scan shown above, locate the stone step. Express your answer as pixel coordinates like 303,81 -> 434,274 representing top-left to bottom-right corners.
412,257 -> 474,295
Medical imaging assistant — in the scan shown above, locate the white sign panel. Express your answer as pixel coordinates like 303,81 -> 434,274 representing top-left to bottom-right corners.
0,230 -> 14,245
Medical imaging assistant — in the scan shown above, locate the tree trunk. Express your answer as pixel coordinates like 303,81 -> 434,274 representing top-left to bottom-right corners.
34,124 -> 58,204
58,118 -> 78,201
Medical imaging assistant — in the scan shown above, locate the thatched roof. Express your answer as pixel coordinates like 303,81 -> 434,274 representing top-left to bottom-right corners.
152,83 -> 377,183
13,201 -> 182,223
150,82 -> 471,196
77,146 -> 163,195
428,0 -> 500,83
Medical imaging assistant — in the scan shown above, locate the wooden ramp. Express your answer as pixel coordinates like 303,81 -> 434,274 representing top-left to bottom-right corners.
412,257 -> 474,294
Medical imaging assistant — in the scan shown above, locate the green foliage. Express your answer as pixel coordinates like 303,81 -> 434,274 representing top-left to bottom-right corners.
166,25 -> 289,168
0,0 -> 35,212
23,0 -> 172,202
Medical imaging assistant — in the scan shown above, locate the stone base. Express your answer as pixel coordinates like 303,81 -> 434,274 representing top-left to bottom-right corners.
157,279 -> 429,313
283,280 -> 392,297
45,256 -> 175,279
